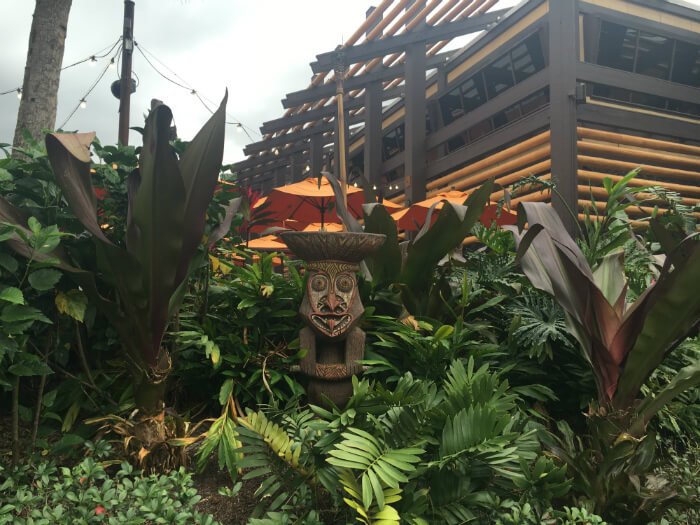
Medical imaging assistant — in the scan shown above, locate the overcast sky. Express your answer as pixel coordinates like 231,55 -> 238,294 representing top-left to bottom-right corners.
1,0 -> 698,163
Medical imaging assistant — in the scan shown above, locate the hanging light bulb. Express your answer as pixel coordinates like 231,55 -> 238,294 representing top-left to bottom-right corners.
89,55 -> 97,66
79,99 -> 87,109
353,182 -> 358,188
372,185 -> 377,190
236,123 -> 243,133
305,165 -> 310,172
108,58 -> 116,69
16,88 -> 22,100
273,148 -> 280,156
190,89 -> 197,95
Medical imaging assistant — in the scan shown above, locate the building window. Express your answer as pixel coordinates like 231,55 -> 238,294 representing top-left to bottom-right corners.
589,83 -> 700,117
484,53 -> 515,98
382,124 -> 405,161
511,34 -> 545,82
672,40 -> 700,87
595,20 -> 700,88
598,22 -> 637,72
438,33 -> 546,130
635,31 -> 673,80
439,88 -> 463,126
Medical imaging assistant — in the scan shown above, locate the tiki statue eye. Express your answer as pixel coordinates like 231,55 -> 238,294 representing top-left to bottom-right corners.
336,274 -> 354,293
311,275 -> 327,292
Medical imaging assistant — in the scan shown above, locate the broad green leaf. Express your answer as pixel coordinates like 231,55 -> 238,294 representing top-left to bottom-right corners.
55,289 -> 88,322
0,252 -> 18,273
8,353 -> 53,376
592,249 -> 626,308
1,304 -> 51,324
0,286 -> 24,305
219,378 -> 234,406
28,268 -> 62,291
362,203 -> 402,286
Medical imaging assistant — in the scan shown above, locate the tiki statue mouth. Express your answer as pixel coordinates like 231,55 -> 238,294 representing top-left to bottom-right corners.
310,314 -> 352,337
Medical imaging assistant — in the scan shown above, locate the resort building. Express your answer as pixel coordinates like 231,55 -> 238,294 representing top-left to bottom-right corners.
232,0 -> 700,232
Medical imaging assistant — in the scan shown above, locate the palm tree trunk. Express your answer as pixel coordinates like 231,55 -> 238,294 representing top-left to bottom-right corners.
13,0 -> 72,154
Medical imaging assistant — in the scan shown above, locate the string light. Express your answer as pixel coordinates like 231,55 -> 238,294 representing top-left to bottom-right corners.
108,58 -> 116,69
305,165 -> 310,172
79,99 -> 87,109
133,41 -> 259,142
16,88 -> 22,100
373,185 -> 377,190
353,182 -> 358,187
89,56 -> 97,66
273,148 -> 280,156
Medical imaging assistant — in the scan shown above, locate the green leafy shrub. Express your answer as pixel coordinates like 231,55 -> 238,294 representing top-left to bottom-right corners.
223,358 -> 567,524
0,442 -> 220,524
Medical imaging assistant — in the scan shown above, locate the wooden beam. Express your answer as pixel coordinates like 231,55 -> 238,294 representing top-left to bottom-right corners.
310,10 -> 507,73
261,86 -> 403,135
309,133 -> 324,179
232,142 -> 309,171
577,102 -> 700,142
282,51 -> 449,108
548,0 -> 579,236
244,110 -> 366,156
577,62 -> 700,107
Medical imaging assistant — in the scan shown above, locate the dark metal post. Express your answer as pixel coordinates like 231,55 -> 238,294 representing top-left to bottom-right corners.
310,133 -> 324,179
118,0 -> 135,146
404,40 -> 427,204
364,81 -> 383,188
548,0 -> 579,235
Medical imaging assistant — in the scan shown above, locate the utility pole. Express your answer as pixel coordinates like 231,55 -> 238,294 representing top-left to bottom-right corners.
118,0 -> 135,146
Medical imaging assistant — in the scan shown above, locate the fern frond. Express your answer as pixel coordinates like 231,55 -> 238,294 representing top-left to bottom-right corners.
327,427 -> 422,511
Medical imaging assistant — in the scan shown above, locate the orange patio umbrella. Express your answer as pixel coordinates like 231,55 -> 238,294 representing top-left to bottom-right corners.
261,177 -> 365,227
391,190 -> 517,231
301,222 -> 344,232
245,234 -> 289,251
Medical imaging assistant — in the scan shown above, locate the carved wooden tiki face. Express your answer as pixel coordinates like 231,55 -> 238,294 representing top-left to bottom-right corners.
301,261 -> 363,339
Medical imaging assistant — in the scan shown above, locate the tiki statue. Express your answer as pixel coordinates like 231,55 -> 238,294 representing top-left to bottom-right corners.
281,231 -> 385,406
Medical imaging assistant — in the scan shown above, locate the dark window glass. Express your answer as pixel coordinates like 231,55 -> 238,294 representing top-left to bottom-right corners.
520,88 -> 549,114
589,83 -> 700,117
598,21 -> 637,72
511,34 -> 545,82
484,53 -> 515,98
382,125 -> 405,161
446,135 -> 467,153
461,75 -> 487,112
635,31 -> 673,80
439,87 -> 463,125
667,99 -> 700,117
468,119 -> 493,142
672,40 -> 700,87
493,103 -> 522,128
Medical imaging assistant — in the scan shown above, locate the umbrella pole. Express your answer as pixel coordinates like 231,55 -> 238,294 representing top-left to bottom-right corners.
333,52 -> 348,214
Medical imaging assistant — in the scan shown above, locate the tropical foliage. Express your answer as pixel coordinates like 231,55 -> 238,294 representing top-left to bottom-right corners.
1,109 -> 698,525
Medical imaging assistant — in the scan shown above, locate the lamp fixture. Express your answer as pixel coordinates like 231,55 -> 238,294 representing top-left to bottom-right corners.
79,99 -> 87,109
